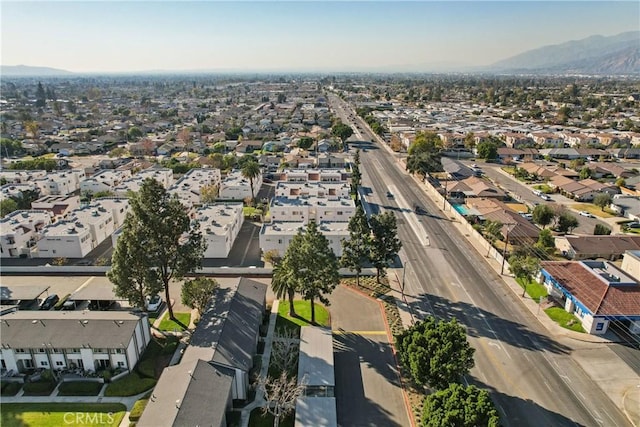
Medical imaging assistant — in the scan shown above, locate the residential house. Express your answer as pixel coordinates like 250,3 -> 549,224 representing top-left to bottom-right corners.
317,153 -> 346,169
33,170 -> 85,196
610,195 -> 640,220
561,133 -> 600,147
539,260 -> 640,335
0,311 -> 151,373
555,235 -> 640,260
447,176 -> 506,202
113,167 -> 175,196
465,198 -> 539,245
168,168 -> 221,208
504,133 -> 534,148
529,132 -> 564,147
0,210 -> 51,258
497,148 -> 538,163
195,203 -> 244,258
608,147 -> 640,160
0,170 -> 47,184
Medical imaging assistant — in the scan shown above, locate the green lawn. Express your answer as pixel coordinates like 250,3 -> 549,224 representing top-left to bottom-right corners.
516,278 -> 548,303
545,307 -> 586,333
103,371 -> 156,397
570,203 -> 616,218
276,300 -> 330,336
158,312 -> 191,331
533,184 -> 553,194
1,381 -> 22,396
1,403 -> 126,427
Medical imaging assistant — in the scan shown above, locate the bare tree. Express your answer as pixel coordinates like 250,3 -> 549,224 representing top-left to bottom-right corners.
270,328 -> 299,374
257,372 -> 306,427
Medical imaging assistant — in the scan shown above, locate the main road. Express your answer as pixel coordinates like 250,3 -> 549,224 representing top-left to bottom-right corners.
327,93 -> 632,427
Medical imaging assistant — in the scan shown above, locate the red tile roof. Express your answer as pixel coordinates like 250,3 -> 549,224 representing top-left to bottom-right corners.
541,261 -> 640,316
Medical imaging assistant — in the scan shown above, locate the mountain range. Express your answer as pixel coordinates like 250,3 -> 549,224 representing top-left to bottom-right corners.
488,31 -> 640,75
2,32 -> 639,76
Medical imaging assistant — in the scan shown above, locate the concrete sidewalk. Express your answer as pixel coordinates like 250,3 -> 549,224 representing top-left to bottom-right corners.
381,149 -> 640,426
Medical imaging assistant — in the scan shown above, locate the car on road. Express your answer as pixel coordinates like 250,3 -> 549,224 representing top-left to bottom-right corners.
540,194 -> 552,201
579,211 -> 594,218
627,222 -> 640,228
386,191 -> 393,198
40,294 -> 59,310
146,295 -> 162,312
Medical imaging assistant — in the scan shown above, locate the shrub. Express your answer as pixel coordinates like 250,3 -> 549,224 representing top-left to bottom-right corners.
136,359 -> 156,379
57,381 -> 103,396
22,381 -> 56,396
129,398 -> 150,421
1,381 -> 22,396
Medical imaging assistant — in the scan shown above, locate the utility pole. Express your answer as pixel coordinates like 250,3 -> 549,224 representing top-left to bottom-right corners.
442,178 -> 448,210
500,223 -> 516,275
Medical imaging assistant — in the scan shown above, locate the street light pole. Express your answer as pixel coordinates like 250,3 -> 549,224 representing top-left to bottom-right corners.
401,259 -> 409,300
500,223 -> 516,275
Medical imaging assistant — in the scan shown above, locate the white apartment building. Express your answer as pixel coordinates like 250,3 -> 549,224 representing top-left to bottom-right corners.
93,197 -> 130,228
30,195 -> 80,221
0,311 -> 150,374
282,169 -> 348,183
113,167 -> 174,196
33,170 -> 85,196
36,202 -> 117,258
0,210 -> 51,258
275,182 -> 350,199
80,169 -> 133,194
219,169 -> 262,200
168,168 -> 221,207
0,183 -> 40,202
0,170 -> 47,184
269,196 -> 355,224
195,203 -> 244,258
260,221 -> 349,257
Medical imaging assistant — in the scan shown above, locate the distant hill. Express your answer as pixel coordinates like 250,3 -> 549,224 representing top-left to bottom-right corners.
489,31 -> 640,75
1,65 -> 74,76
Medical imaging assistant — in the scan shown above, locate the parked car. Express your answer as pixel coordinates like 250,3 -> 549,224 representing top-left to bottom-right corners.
40,294 -> 59,310
146,295 -> 162,312
386,191 -> 393,198
540,194 -> 552,201
579,211 -> 594,218
627,222 -> 640,228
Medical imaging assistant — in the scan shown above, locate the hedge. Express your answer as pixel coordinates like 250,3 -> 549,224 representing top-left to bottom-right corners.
57,381 -> 104,396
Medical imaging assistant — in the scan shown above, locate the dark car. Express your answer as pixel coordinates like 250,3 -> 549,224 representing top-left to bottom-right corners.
40,294 -> 59,310
386,191 -> 393,198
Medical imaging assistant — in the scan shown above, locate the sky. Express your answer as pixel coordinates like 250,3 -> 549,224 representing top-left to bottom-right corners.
1,1 -> 639,73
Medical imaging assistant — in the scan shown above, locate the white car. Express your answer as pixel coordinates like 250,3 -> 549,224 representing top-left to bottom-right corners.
145,295 -> 162,312
579,211 -> 594,218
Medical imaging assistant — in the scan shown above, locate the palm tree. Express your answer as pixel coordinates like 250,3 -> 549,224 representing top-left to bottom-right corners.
272,260 -> 297,316
241,160 -> 261,205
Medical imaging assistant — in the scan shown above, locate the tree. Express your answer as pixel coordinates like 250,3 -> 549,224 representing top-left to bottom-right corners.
127,126 -> 144,142
270,328 -> 299,375
396,316 -> 475,390
615,177 -> 626,188
369,212 -> 402,282
341,206 -> 372,287
464,132 -> 476,150
271,257 -> 299,317
579,166 -> 592,180
422,383 -> 500,427
483,220 -> 503,256
241,159 -> 261,205
532,204 -> 554,229
406,131 -> 443,176
35,82 -> 46,108
298,136 -> 314,150
0,199 -> 18,216
24,120 -> 39,139
556,212 -> 579,234
476,141 -> 498,160
109,178 -> 205,320
181,277 -> 219,315
594,224 -> 611,235
508,255 -> 540,297
593,193 -> 612,211
200,183 -> 219,204
291,221 -> 340,323
536,229 -> 555,253
11,188 -> 41,210
331,121 -> 353,143
257,372 -> 305,427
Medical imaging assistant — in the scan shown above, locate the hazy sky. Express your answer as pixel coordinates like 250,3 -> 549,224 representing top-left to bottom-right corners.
1,1 -> 639,73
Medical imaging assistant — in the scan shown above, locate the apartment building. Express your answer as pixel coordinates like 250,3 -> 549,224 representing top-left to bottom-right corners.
281,169 -> 348,183
0,170 -> 47,184
168,168 -> 221,207
274,182 -> 350,199
0,210 -> 51,258
195,203 -> 244,258
33,170 -> 85,196
269,196 -> 355,224
260,220 -> 348,256
0,311 -> 150,374
80,169 -> 133,194
113,167 -> 175,196
36,201 -> 120,258
218,169 -> 262,200
0,183 -> 39,202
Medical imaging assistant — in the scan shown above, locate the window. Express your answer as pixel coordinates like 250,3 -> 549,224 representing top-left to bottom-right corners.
36,348 -> 46,353
56,361 -> 64,366
40,361 -> 49,366
14,349 -> 26,353
595,322 -> 604,331
52,348 -> 62,353
117,361 -> 125,367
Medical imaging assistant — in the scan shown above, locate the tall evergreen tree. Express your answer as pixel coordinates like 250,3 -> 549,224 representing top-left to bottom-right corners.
369,212 -> 402,282
35,82 -> 46,108
341,206 -> 372,287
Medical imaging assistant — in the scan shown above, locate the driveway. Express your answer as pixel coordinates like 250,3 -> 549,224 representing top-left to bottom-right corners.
329,286 -> 410,427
